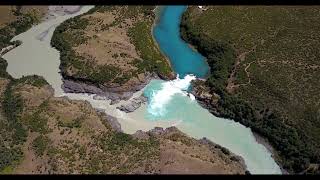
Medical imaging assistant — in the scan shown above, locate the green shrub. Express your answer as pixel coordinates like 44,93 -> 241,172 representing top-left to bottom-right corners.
2,81 -> 27,144
180,7 -> 320,173
128,22 -> 171,77
32,135 -> 50,157
51,6 -> 172,87
57,116 -> 84,129
15,75 -> 48,87
0,57 -> 10,78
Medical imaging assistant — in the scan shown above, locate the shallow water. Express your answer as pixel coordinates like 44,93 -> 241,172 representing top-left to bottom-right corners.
2,6 -> 94,96
2,5 -> 282,174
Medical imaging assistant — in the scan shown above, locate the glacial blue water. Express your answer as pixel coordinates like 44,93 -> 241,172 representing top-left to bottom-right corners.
153,5 -> 210,78
142,6 -> 282,174
142,76 -> 282,174
3,5 -> 282,174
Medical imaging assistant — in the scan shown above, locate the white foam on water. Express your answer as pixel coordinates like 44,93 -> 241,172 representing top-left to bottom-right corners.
189,93 -> 196,101
143,76 -> 282,174
2,5 -> 282,174
147,74 -> 196,116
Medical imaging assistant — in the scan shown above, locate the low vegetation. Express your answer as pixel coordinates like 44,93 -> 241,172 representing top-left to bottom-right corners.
0,68 -> 161,173
51,6 -> 173,89
32,135 -> 50,157
0,72 -> 244,173
0,57 -> 10,78
0,74 -> 50,172
128,21 -> 172,77
181,6 -> 320,173
0,6 -> 246,174
0,6 -> 44,50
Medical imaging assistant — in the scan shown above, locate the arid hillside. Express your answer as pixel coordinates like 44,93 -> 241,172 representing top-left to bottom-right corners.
51,6 -> 175,92
0,6 -> 48,54
0,65 -> 245,174
0,5 -> 248,174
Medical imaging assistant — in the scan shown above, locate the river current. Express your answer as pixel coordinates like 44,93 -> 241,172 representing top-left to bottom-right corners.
2,5 -> 282,174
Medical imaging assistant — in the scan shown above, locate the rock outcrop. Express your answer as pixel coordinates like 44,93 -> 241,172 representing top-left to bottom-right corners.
62,72 -> 159,104
102,114 -> 122,133
191,79 -> 221,116
116,95 -> 148,113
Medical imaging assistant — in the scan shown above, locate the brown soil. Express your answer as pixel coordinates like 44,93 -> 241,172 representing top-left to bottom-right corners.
70,8 -> 146,86
5,79 -> 246,174
159,134 -> 245,174
74,11 -> 140,71
226,46 -> 256,94
20,6 -> 48,20
0,6 -> 48,28
59,6 -> 175,94
0,6 -> 17,28
0,78 -> 9,99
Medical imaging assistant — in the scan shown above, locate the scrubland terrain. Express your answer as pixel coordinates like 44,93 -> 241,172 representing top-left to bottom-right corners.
182,6 -> 320,173
51,6 -> 174,93
0,6 -> 245,174
0,59 -> 245,173
0,6 -> 48,51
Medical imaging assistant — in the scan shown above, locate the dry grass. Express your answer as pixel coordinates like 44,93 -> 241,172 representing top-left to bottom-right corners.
0,78 -> 10,102
0,6 -> 17,28
52,6 -> 173,90
0,6 -> 48,28
72,7 -> 145,83
3,77 -> 245,174
159,130 -> 245,174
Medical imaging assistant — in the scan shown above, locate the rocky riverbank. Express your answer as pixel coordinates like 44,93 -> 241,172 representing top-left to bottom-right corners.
62,72 -> 166,105
0,45 -> 17,56
252,132 -> 288,174
190,79 -> 222,117
0,71 -> 246,174
116,95 -> 148,113
133,126 -> 248,174
43,6 -> 82,22
191,79 -> 285,174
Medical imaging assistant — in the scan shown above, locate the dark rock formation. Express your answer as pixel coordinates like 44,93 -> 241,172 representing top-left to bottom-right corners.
116,95 -> 148,113
148,127 -> 165,136
101,114 -> 122,133
62,72 -> 159,104
132,130 -> 150,140
191,79 -> 221,116
62,79 -> 104,95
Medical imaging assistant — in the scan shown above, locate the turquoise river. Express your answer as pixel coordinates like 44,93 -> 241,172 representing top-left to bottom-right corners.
2,5 -> 282,174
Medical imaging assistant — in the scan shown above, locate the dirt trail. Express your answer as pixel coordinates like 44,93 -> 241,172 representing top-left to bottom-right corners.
226,46 -> 256,93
